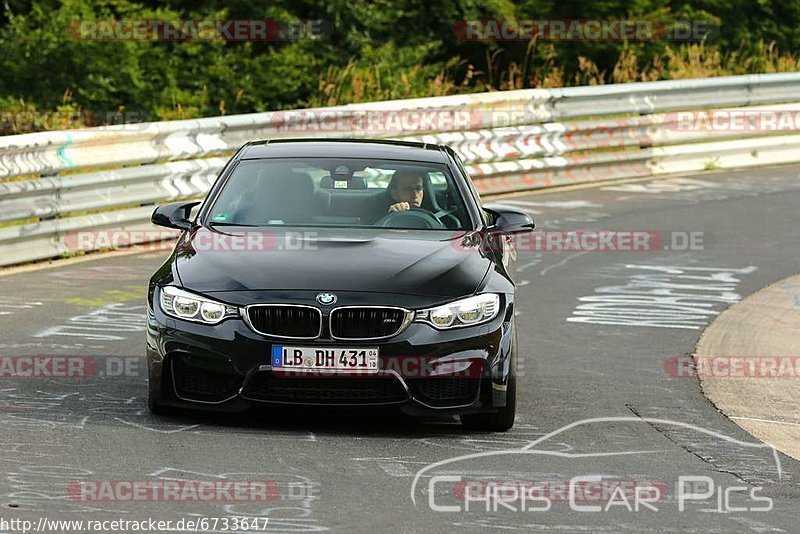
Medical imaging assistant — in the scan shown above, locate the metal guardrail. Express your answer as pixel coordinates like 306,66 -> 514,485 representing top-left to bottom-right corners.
2,72 -> 800,267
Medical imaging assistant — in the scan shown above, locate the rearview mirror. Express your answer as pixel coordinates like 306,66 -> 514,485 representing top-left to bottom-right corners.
484,205 -> 535,234
151,201 -> 201,231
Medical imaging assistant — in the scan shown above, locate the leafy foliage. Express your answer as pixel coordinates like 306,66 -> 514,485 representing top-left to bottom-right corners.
0,0 -> 798,132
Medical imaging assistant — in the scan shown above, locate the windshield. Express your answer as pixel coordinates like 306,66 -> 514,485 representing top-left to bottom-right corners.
204,158 -> 472,230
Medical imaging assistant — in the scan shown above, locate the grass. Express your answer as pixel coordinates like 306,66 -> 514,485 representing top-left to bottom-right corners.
300,40 -> 800,107
483,40 -> 800,91
307,59 -> 470,107
2,40 -> 798,133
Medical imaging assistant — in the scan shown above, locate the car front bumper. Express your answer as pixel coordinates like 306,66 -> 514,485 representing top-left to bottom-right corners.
146,293 -> 516,417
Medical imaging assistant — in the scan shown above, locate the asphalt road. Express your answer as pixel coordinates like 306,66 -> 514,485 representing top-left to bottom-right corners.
1,166 -> 800,532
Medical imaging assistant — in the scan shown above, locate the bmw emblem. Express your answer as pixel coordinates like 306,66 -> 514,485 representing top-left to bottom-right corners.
316,293 -> 337,306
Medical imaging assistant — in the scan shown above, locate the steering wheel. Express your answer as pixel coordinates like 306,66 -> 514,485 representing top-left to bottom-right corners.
374,207 -> 445,229
437,209 -> 462,229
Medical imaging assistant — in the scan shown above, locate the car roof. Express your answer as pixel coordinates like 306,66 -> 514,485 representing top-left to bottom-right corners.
239,138 -> 452,164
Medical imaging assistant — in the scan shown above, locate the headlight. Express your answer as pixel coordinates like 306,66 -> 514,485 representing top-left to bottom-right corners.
415,294 -> 501,329
159,286 -> 238,324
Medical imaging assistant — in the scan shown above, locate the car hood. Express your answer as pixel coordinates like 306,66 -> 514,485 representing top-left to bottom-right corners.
173,227 -> 492,298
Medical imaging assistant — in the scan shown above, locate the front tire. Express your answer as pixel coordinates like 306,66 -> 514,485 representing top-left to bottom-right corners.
460,351 -> 517,432
147,362 -> 175,416
148,388 -> 173,415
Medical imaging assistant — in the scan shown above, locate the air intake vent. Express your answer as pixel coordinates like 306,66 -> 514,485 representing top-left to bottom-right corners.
241,373 -> 408,404
330,307 -> 411,340
246,305 -> 321,338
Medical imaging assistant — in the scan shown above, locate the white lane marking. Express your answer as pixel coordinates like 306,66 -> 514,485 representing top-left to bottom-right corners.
0,299 -> 44,317
539,251 -> 589,276
451,521 -> 618,531
33,303 -> 146,341
115,418 -> 200,434
351,456 -> 417,461
493,201 -> 542,214
567,264 -> 756,329
351,456 -> 430,478
499,200 -> 603,209
601,177 -> 718,193
377,462 -> 414,477
730,416 -> 800,428
516,256 -> 543,272
0,342 -> 106,350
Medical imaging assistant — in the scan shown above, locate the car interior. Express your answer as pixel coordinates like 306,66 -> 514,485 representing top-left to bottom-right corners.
210,160 -> 469,229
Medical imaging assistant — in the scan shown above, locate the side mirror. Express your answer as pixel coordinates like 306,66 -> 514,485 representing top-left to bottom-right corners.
151,201 -> 201,231
484,205 -> 535,234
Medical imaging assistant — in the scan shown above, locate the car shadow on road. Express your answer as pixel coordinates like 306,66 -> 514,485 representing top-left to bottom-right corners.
150,405 -> 476,437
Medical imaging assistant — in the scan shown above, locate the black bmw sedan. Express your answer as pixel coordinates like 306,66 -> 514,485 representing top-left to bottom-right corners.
146,139 -> 534,431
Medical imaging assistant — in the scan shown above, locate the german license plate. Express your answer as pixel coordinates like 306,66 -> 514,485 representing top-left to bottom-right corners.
272,345 -> 379,372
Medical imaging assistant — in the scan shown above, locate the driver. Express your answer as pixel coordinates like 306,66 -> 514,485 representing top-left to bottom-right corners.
387,171 -> 424,212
